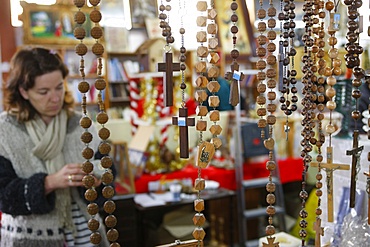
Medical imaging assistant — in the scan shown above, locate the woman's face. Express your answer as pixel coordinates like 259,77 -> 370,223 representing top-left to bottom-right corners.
19,70 -> 65,124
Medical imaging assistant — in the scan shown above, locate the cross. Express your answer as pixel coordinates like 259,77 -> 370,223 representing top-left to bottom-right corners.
172,107 -> 195,158
364,168 -> 370,224
262,236 -> 279,247
311,146 -> 350,222
225,62 -> 244,107
157,52 -> 180,107
346,130 -> 364,208
313,217 -> 324,247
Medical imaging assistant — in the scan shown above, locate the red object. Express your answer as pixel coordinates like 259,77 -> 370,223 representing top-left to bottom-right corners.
115,158 -> 304,194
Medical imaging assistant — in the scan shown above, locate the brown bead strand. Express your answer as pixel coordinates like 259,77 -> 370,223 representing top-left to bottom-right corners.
312,1 -> 326,241
264,0 -> 279,242
90,1 -> 119,246
158,0 -> 175,46
207,0 -> 222,151
299,1 -> 316,245
193,1 -> 209,244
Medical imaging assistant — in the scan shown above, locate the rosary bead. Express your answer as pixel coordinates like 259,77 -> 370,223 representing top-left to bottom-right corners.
82,161 -> 94,174
266,182 -> 276,193
87,203 -> 99,215
352,110 -> 361,120
325,124 -> 336,134
99,142 -> 111,155
266,160 -> 276,171
258,9 -> 266,19
101,156 -> 113,169
107,229 -> 119,242
88,218 -> 100,231
299,219 -> 308,228
83,174 -> 95,188
90,232 -> 102,245
104,200 -> 116,214
316,189 -> 323,197
90,9 -> 102,23
74,11 -> 86,24
316,181 -> 323,189
82,147 -> 94,159
266,194 -> 276,204
102,185 -> 115,199
105,215 -> 117,228
85,188 -> 98,201
101,171 -> 114,185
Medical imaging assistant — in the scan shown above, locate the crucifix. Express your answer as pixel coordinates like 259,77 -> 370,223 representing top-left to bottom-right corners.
157,51 -> 181,107
346,130 -> 364,208
262,236 -> 279,247
225,62 -> 244,106
311,146 -> 350,222
172,108 -> 195,158
313,217 -> 324,247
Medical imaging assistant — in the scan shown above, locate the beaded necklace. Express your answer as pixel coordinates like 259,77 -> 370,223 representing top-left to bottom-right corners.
73,0 -> 119,246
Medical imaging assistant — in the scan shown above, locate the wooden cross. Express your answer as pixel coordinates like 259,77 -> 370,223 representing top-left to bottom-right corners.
157,52 -> 180,107
346,130 -> 364,208
311,146 -> 350,222
313,217 -> 324,247
262,236 -> 279,247
225,62 -> 244,106
172,107 -> 195,158
364,168 -> 370,224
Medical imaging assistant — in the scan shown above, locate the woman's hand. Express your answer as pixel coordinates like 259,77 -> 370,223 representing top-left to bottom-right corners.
44,163 -> 85,194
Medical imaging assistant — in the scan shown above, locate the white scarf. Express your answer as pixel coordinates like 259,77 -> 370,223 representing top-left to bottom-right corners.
25,109 -> 74,231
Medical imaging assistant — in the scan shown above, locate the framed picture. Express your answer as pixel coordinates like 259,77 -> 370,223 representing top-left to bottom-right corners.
129,0 -> 158,29
20,2 -> 95,45
214,0 -> 255,56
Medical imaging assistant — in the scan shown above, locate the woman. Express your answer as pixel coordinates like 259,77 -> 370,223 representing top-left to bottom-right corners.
0,47 -> 109,247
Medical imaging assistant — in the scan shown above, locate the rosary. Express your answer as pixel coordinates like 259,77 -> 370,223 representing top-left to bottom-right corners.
343,0 -> 365,209
74,0 -> 119,246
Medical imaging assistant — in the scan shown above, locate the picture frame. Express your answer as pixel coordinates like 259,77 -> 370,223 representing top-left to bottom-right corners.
20,2 -> 95,45
129,0 -> 158,29
214,0 -> 256,56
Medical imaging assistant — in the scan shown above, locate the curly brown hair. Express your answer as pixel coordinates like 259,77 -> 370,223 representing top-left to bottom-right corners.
4,47 -> 75,122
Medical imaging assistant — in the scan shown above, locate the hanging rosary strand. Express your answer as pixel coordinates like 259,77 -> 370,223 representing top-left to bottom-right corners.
299,1 -> 316,246
225,0 -> 245,107
278,0 -> 298,140
172,0 -> 195,159
343,0 -> 365,209
73,0 -> 119,246
158,0 -> 180,107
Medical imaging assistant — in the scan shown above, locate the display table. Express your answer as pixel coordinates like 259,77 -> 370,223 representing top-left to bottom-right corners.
116,157 -> 304,194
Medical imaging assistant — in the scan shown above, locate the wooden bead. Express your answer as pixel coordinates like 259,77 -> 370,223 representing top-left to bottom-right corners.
96,112 -> 109,124
98,127 -> 110,140
74,0 -> 85,8
83,174 -> 95,188
325,124 -> 336,134
91,26 -> 103,39
194,199 -> 205,212
107,229 -> 119,242
266,194 -> 276,204
265,225 -> 276,235
81,131 -> 93,143
208,9 -> 217,20
105,215 -> 117,228
98,142 -> 111,155
196,31 -> 207,42
82,161 -> 94,174
267,115 -> 276,124
266,205 -> 276,215
208,95 -> 220,107
257,9 -> 266,19
264,138 -> 275,150
101,171 -> 114,185
89,0 -> 101,6
100,156 -> 112,169
207,66 -> 220,78
196,120 -> 207,132
266,160 -> 276,171
256,95 -> 266,105
195,61 -> 207,73
74,11 -> 86,24
196,1 -> 207,11
88,218 -> 100,231
192,228 -> 206,240
208,37 -> 219,49
196,16 -> 207,27
194,178 -> 205,190
82,147 -> 94,159
90,9 -> 102,23
211,137 -> 222,149
258,118 -> 267,128
209,124 -> 222,135
92,43 -> 104,56
95,78 -> 106,90
195,90 -> 208,102
193,213 -> 206,226
196,106 -> 208,117
104,200 -> 116,214
257,35 -> 267,45
75,43 -> 88,56
87,203 -> 99,215
326,87 -> 336,98
102,185 -> 115,199
209,110 -> 220,122
197,46 -> 208,57
266,182 -> 276,192
326,76 -> 336,86
90,232 -> 101,245
85,188 -> 98,201
74,26 -> 86,40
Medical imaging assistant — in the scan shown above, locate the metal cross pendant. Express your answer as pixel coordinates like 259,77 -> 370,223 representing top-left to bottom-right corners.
172,108 -> 195,158
346,130 -> 364,208
225,62 -> 244,106
311,146 -> 350,222
157,52 -> 180,107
